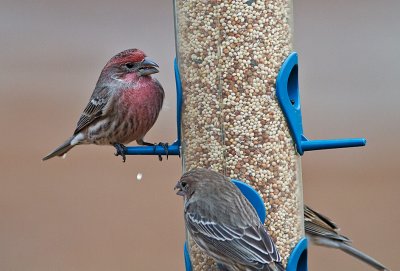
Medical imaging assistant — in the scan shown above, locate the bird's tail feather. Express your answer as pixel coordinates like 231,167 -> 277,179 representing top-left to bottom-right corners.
42,136 -> 75,161
339,243 -> 390,271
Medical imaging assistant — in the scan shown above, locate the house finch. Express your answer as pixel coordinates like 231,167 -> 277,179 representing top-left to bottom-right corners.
305,205 -> 390,270
175,168 -> 284,271
42,48 -> 165,162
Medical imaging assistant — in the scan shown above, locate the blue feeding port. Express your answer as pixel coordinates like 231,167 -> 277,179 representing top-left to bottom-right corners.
276,52 -> 366,155
124,58 -> 182,156
286,238 -> 308,271
231,179 -> 266,223
183,180 -> 307,271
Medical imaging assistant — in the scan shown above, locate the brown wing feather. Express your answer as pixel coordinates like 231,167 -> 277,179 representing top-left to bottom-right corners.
186,209 -> 281,268
304,205 -> 351,243
304,205 -> 339,230
74,87 -> 111,135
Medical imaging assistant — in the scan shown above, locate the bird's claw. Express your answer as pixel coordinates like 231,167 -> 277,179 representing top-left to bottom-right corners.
113,143 -> 127,162
137,139 -> 168,161
156,142 -> 169,161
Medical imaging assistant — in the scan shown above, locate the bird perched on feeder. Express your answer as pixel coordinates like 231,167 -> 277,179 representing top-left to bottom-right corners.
305,205 -> 390,271
175,168 -> 284,271
42,49 -> 166,162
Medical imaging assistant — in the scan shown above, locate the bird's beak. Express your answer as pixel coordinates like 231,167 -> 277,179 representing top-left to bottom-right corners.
138,57 -> 159,76
174,181 -> 185,196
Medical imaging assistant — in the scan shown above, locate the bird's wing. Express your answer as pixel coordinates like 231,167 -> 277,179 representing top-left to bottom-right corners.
304,205 -> 350,243
74,87 -> 112,134
305,205 -> 390,271
304,205 -> 339,230
186,211 -> 281,267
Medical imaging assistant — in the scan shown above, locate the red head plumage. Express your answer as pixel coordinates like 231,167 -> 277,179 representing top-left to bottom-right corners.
105,48 -> 147,68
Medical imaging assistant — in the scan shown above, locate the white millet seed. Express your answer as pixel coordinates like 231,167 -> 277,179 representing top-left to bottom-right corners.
176,0 -> 304,270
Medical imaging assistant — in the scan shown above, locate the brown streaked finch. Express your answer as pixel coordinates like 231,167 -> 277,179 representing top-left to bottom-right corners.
175,168 -> 284,271
42,48 -> 165,162
305,205 -> 390,271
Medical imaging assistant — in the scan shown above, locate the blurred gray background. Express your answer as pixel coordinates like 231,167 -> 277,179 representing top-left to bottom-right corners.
0,0 -> 398,270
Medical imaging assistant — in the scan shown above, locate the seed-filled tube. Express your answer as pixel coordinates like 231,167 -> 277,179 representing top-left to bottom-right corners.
174,0 -> 304,269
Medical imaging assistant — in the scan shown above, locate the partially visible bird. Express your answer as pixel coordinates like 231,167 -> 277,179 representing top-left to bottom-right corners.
305,205 -> 390,271
43,49 -> 165,162
175,168 -> 284,271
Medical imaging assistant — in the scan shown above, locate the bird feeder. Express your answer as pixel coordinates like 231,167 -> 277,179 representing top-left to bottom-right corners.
171,0 -> 365,271
174,0 -> 305,269
125,0 -> 366,270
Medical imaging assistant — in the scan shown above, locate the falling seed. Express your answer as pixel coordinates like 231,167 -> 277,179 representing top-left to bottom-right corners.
136,173 -> 143,181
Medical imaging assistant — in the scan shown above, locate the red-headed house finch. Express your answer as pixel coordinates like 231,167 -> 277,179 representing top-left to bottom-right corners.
305,205 -> 390,271
175,168 -> 284,271
43,49 -> 165,162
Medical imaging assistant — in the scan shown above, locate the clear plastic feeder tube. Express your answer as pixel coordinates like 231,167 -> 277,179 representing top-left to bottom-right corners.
174,0 -> 304,269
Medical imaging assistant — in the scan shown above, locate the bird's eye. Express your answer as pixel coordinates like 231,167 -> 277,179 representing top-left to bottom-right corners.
125,63 -> 134,69
181,181 -> 187,188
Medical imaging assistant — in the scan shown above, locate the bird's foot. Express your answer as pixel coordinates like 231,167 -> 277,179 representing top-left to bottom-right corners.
113,143 -> 127,162
136,139 -> 168,161
156,142 -> 169,161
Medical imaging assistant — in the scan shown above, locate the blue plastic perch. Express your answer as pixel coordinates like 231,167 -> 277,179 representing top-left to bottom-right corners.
276,52 -> 366,155
301,136 -> 366,152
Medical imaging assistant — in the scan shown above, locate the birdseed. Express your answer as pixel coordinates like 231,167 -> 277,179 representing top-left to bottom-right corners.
175,0 -> 304,269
